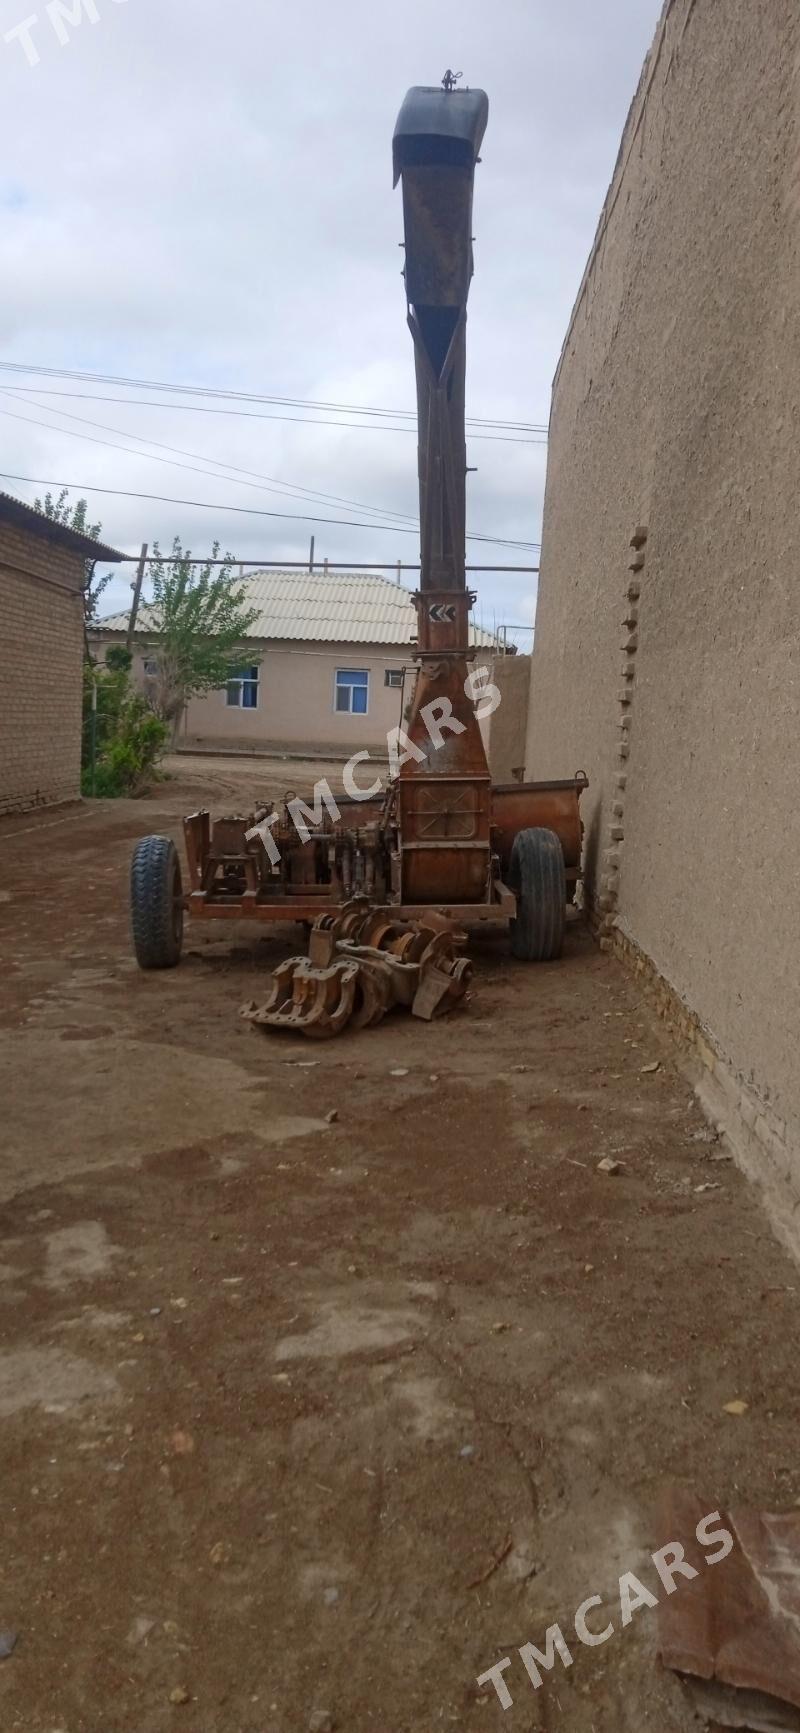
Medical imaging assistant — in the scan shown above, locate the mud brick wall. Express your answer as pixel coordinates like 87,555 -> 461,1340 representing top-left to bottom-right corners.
0,525 -> 86,815
525,0 -> 800,1216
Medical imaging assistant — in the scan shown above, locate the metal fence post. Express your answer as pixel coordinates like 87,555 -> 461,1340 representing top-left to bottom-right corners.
89,669 -> 98,797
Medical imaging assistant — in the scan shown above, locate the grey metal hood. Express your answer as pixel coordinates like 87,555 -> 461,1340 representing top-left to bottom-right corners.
392,85 -> 489,185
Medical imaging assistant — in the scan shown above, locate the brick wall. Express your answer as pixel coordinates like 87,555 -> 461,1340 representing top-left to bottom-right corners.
0,524 -> 86,816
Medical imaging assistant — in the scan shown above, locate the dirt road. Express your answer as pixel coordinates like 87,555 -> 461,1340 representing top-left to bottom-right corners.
0,762 -> 798,1732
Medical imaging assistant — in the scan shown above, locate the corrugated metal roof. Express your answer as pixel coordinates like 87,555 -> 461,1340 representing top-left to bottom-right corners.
98,569 -> 502,648
0,489 -> 123,562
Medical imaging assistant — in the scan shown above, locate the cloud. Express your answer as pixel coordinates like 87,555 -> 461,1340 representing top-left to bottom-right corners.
0,0 -> 662,626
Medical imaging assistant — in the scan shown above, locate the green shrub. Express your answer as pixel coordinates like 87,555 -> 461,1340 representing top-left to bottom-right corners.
83,663 -> 168,798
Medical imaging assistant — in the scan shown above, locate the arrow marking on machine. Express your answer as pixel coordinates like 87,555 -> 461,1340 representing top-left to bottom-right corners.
429,602 -> 457,623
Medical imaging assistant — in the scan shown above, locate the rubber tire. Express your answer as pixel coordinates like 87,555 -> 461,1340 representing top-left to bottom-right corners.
508,827 -> 566,962
131,835 -> 184,970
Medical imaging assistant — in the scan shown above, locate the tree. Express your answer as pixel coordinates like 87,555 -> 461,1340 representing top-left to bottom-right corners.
34,488 -> 112,625
81,645 -> 168,799
143,539 -> 260,737
35,488 -> 102,542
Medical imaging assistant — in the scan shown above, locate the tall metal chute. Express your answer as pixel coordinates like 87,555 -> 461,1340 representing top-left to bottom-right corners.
393,84 -> 488,603
393,83 -> 492,904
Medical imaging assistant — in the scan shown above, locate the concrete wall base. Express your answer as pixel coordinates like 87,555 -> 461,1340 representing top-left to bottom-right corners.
180,734 -> 391,760
605,920 -> 800,1266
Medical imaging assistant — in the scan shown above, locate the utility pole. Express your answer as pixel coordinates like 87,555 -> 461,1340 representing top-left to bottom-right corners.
126,542 -> 149,652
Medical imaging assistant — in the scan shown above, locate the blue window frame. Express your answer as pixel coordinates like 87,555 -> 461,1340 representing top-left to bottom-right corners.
335,667 -> 369,716
226,665 -> 259,709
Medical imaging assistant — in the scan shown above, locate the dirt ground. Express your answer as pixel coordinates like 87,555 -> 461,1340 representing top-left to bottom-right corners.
0,756 -> 798,1733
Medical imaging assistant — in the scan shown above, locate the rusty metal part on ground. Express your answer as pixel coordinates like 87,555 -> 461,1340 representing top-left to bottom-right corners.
240,901 -> 471,1038
658,1488 -> 800,1731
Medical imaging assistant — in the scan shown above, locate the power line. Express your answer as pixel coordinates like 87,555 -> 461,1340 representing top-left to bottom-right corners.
104,608 -> 527,631
0,362 -> 549,442
1,385 -> 549,445
0,388 -> 419,528
108,557 -> 540,571
0,381 -> 548,434
0,471 -> 539,550
0,404 -> 538,549
0,402 -> 423,507
0,361 -> 549,429
1,402 -> 391,522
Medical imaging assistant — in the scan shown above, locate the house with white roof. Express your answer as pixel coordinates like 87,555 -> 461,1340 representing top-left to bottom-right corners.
94,568 -> 515,760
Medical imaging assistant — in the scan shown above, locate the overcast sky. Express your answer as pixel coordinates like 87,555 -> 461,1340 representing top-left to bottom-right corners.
0,0 -> 661,640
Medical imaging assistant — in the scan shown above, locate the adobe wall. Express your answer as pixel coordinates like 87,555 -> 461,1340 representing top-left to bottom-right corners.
479,653 -> 530,783
525,0 -> 800,1218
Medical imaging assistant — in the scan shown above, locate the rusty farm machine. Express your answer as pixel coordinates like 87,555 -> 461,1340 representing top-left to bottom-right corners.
130,80 -> 585,1034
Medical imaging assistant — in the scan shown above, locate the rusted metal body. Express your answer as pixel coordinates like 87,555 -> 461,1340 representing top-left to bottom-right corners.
393,85 -> 492,907
491,777 -> 587,884
133,81 -> 585,971
182,766 -> 585,924
241,902 -> 471,1038
658,1488 -> 800,1728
